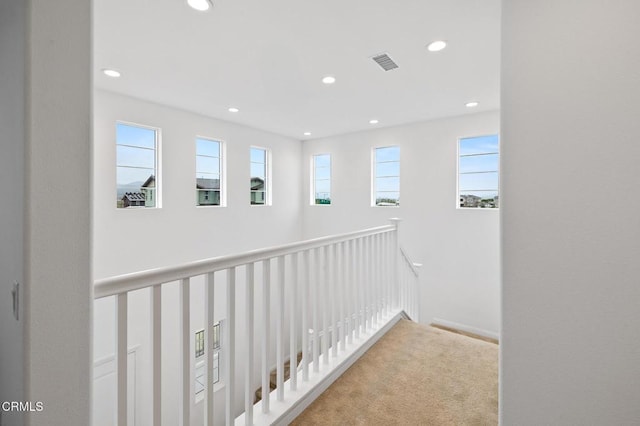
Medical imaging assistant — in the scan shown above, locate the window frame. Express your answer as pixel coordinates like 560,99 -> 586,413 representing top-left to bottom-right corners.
194,321 -> 222,400
456,134 -> 500,210
195,136 -> 226,208
311,153 -> 332,206
115,120 -> 161,210
249,146 -> 272,206
372,145 -> 401,207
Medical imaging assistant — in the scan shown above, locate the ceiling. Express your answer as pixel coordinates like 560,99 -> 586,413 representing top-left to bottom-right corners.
94,0 -> 501,140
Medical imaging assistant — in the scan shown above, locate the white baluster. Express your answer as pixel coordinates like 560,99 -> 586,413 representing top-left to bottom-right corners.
312,248 -> 319,372
116,293 -> 127,426
330,244 -> 344,357
346,240 -> 353,345
276,255 -> 285,401
225,268 -> 236,425
354,238 -> 361,339
376,234 -> 382,322
363,237 -> 368,328
322,245 -> 329,365
289,253 -> 298,391
180,278 -> 190,426
205,273 -> 215,426
261,260 -> 271,413
151,285 -> 161,426
244,265 -> 254,426
302,250 -> 309,381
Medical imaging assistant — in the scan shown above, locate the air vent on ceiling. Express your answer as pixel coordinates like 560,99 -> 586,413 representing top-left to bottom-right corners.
371,53 -> 399,71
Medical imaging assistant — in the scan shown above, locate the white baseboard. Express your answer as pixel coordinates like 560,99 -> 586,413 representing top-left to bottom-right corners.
431,318 -> 499,341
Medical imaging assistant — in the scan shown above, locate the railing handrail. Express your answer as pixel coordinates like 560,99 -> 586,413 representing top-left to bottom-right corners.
94,224 -> 396,299
400,246 -> 420,278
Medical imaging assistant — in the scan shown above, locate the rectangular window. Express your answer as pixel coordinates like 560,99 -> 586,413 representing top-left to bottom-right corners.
373,146 -> 400,206
196,137 -> 223,206
458,134 -> 499,208
195,322 -> 222,396
250,147 -> 269,205
116,122 -> 159,209
312,154 -> 331,205
195,329 -> 205,358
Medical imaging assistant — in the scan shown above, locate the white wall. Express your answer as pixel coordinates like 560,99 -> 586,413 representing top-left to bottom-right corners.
24,0 -> 92,425
93,90 -> 303,425
501,1 -> 640,424
93,90 -> 303,279
301,112 -> 501,337
0,1 -> 25,425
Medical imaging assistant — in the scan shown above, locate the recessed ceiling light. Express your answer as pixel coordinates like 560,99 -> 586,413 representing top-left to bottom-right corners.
427,40 -> 447,52
102,69 -> 121,78
303,132 -> 311,136
187,0 -> 212,11
465,101 -> 479,108
369,119 -> 379,124
322,76 -> 336,85
228,107 -> 239,113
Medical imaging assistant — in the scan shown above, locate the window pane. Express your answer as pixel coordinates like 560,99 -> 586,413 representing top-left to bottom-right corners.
459,135 -> 499,156
376,177 -> 400,192
117,167 -> 154,190
315,180 -> 330,194
314,154 -> 330,168
250,163 -> 266,179
460,191 -> 499,208
195,364 -> 205,394
459,153 -> 498,173
315,167 -> 330,180
117,145 -> 155,169
196,177 -> 220,189
375,146 -> 400,162
250,148 -> 265,163
117,123 -> 156,149
196,156 -> 220,174
376,192 -> 400,206
251,190 -> 265,205
196,139 -> 220,157
197,190 -> 221,206
459,172 -> 498,191
376,161 -> 400,178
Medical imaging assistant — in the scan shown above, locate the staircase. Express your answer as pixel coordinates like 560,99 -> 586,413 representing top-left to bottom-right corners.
93,218 -> 421,426
254,352 -> 304,404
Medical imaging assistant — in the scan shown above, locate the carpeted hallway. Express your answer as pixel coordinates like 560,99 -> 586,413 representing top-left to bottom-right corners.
291,319 -> 498,425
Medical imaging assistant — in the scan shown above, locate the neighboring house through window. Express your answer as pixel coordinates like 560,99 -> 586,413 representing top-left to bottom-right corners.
373,146 -> 400,206
312,154 -> 331,205
196,137 -> 223,206
250,147 -> 269,205
116,122 -> 159,208
458,135 -> 499,208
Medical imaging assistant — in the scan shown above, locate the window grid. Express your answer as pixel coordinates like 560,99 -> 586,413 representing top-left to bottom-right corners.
373,146 -> 400,206
312,154 -> 331,205
250,147 -> 269,205
458,135 -> 499,209
116,122 -> 159,209
196,137 -> 222,206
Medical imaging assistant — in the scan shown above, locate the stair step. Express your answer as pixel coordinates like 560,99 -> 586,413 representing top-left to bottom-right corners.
254,351 -> 304,404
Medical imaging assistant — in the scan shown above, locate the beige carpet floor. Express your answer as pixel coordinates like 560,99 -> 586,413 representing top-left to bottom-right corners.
290,319 -> 498,426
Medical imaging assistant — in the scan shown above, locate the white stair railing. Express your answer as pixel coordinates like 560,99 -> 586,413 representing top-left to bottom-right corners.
400,247 -> 422,322
94,218 -> 420,426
